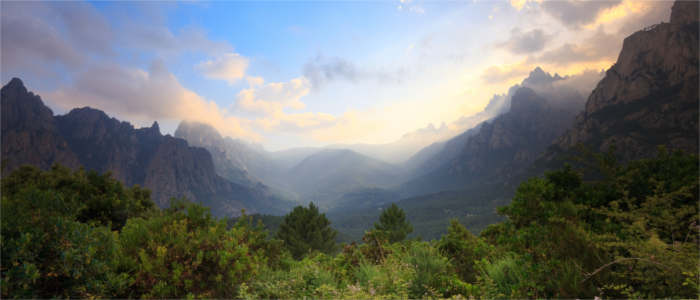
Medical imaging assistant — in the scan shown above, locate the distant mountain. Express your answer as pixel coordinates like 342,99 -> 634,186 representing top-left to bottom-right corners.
287,149 -> 403,208
402,124 -> 483,178
1,78 -> 288,216
386,1 -> 699,240
174,121 -> 260,187
329,122 -> 454,164
402,66 -> 594,181
550,0 -> 699,161
401,85 -> 586,197
268,147 -> 323,170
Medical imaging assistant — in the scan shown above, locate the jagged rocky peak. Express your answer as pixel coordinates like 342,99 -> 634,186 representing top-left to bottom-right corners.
4,77 -> 27,94
522,67 -> 563,87
143,121 -> 161,137
1,77 -> 56,131
151,121 -> 160,132
670,0 -> 699,25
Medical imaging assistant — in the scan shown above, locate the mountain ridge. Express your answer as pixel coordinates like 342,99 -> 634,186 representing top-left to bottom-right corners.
1,78 -> 288,216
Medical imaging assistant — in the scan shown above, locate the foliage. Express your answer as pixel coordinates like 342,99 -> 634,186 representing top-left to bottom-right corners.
480,149 -> 699,298
116,200 -> 268,298
438,219 -> 490,283
2,149 -> 697,299
373,203 -> 413,243
2,165 -> 155,229
276,202 -> 338,259
1,165 -> 152,298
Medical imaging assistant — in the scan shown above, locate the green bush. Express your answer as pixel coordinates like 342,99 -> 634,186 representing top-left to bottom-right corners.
276,202 -> 337,259
117,200 -> 265,298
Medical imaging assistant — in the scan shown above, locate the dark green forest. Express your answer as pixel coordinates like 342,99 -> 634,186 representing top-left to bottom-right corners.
2,149 -> 698,298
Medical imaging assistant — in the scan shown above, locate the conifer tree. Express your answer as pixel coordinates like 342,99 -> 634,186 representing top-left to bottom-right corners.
276,202 -> 337,259
374,203 -> 413,243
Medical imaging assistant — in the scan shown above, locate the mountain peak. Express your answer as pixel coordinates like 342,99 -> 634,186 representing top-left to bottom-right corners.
522,67 -> 563,87
151,121 -> 160,133
4,78 -> 26,93
671,0 -> 699,25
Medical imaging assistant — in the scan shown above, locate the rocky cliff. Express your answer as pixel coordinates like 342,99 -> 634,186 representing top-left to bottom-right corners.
174,121 -> 260,187
552,1 -> 699,160
401,86 -> 585,196
1,78 -> 288,216
1,78 -> 80,171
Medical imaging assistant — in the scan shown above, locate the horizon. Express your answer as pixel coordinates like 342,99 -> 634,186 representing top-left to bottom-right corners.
1,0 -> 673,151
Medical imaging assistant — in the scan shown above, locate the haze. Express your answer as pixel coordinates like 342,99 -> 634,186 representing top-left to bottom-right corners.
1,0 -> 671,152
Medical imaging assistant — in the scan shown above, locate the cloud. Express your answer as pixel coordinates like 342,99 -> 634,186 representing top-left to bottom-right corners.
237,78 -> 309,114
0,1 -> 113,75
44,61 -> 259,141
122,25 -> 233,56
509,0 -> 540,10
302,55 -> 405,90
197,53 -> 249,84
397,0 -> 425,14
498,28 -> 553,54
551,68 -> 604,98
532,26 -> 619,66
303,56 -> 359,89
51,2 -> 114,55
540,0 -> 622,29
480,63 -> 534,84
522,1 -> 671,69
235,77 -> 336,132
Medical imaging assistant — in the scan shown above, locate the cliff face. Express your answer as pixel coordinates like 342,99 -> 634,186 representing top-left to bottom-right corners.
553,1 -> 699,160
174,121 -> 261,187
1,78 -> 80,171
402,86 -> 584,196
0,78 -> 287,216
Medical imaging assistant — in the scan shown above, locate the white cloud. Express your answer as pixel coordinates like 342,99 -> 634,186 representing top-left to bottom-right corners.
44,61 -> 259,141
236,77 -> 337,132
498,28 -> 553,54
197,53 -> 249,84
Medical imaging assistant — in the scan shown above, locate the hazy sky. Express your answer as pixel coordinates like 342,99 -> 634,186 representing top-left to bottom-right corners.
1,0 -> 672,150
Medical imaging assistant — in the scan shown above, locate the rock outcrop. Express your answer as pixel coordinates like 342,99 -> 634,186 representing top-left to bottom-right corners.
1,78 -> 288,216
553,1 -> 699,160
1,78 -> 80,171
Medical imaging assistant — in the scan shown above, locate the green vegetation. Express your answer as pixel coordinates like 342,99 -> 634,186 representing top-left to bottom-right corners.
2,149 -> 698,298
373,203 -> 413,243
276,203 -> 337,259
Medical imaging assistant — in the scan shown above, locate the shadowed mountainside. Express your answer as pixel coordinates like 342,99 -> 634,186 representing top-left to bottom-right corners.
1,78 -> 290,216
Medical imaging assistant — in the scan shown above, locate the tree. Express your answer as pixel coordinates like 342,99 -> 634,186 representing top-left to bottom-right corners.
374,203 -> 413,243
276,203 -> 337,259
438,220 -> 489,283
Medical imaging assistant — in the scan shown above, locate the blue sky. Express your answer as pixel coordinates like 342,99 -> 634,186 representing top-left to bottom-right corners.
1,0 -> 672,150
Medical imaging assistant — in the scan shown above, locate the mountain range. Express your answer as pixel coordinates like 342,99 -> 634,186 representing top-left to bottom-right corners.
1,79 -> 290,216
1,0 -> 697,240
333,1 -> 699,239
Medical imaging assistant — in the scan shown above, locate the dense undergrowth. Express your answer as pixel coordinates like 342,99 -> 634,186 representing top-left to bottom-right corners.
1,149 -> 698,298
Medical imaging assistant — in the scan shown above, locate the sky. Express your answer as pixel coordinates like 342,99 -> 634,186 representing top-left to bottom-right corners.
1,0 -> 673,151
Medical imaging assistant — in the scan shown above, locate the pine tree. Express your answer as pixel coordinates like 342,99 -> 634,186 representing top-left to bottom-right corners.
374,203 -> 413,243
276,202 -> 337,259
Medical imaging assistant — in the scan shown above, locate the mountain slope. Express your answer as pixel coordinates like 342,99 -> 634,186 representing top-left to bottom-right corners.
1,78 -> 287,216
550,0 -> 699,161
174,121 -> 265,187
401,86 -> 585,197
288,149 -> 403,208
